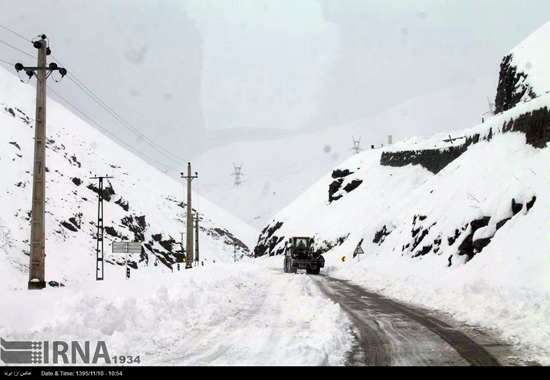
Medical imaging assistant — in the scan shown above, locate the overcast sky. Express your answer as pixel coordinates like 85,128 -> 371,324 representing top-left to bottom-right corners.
1,0 -> 549,171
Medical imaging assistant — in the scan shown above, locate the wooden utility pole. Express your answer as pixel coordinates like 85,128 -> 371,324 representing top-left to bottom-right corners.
17,35 -> 67,290
181,163 -> 198,269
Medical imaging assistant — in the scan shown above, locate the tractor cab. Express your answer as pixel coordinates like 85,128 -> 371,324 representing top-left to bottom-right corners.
284,236 -> 323,274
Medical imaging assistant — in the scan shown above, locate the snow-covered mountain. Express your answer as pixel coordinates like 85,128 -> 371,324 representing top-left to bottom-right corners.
0,65 -> 258,291
194,75 -> 497,230
495,20 -> 550,113
253,20 -> 550,363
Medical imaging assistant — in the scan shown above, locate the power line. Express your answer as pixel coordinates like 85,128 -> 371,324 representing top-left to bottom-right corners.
0,24 -> 32,42
3,51 -> 181,172
0,38 -> 35,59
63,73 -> 187,166
1,24 -> 189,167
48,53 -> 188,165
0,57 -> 14,66
47,85 -> 180,172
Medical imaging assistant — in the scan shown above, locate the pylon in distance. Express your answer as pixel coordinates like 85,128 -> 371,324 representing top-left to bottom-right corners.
232,163 -> 244,186
350,136 -> 363,154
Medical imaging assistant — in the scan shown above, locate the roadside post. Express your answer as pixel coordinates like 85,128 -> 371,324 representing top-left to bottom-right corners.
112,242 -> 142,279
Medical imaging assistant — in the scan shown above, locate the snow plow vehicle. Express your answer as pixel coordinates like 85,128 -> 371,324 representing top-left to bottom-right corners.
283,236 -> 324,275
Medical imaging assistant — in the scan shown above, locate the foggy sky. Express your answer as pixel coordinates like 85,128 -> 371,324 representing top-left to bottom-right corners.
1,0 -> 549,171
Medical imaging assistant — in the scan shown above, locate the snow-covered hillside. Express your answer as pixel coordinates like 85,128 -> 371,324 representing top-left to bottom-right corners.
506,20 -> 550,98
495,20 -> 550,114
0,65 -> 258,291
194,75 -> 496,229
254,23 -> 550,364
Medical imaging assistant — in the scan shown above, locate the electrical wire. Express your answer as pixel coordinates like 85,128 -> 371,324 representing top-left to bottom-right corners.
0,38 -> 35,59
1,24 -> 189,166
48,53 -> 188,165
47,85 -> 179,172
0,24 -> 32,43
0,57 -> 14,66
1,26 -> 348,180
64,73 -> 187,167
2,51 -> 183,172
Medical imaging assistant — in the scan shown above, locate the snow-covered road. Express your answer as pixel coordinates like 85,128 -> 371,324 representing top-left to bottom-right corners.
0,257 -> 540,366
0,259 -> 353,366
151,266 -> 353,365
314,276 -> 531,366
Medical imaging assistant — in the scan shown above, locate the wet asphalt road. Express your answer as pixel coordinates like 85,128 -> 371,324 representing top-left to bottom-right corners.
313,275 -> 529,366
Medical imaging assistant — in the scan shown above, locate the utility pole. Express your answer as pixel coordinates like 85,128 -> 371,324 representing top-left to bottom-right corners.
180,232 -> 185,261
231,163 -> 243,186
90,175 -> 113,281
234,243 -> 236,263
195,213 -> 199,266
181,163 -> 198,269
350,136 -> 363,154
16,35 -> 67,290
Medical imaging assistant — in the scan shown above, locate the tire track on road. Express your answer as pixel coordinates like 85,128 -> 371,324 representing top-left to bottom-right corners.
314,276 -> 501,366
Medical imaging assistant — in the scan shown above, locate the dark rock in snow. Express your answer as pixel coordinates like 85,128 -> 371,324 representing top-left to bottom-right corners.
331,169 -> 354,179
457,217 -> 491,261
373,225 -> 391,245
9,141 -> 20,150
115,197 -> 130,211
494,53 -> 536,114
328,178 -> 344,202
60,221 -> 78,232
526,195 -> 537,211
511,199 -> 523,215
473,237 -> 492,252
496,218 -> 511,231
447,228 -> 462,246
343,179 -> 363,193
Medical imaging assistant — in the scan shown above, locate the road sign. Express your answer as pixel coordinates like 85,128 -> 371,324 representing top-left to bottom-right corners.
353,243 -> 364,260
112,242 -> 142,280
112,242 -> 142,253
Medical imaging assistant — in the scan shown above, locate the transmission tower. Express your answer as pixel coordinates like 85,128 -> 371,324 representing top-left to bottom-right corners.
15,35 -> 67,290
90,175 -> 113,281
232,163 -> 244,186
350,136 -> 364,154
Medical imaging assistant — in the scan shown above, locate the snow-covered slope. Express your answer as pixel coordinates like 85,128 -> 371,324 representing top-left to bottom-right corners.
0,66 -> 258,291
495,20 -> 550,113
194,76 -> 496,230
253,24 -> 550,364
507,20 -> 550,98
256,94 -> 550,365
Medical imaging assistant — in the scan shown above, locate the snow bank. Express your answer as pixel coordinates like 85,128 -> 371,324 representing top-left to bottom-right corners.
0,261 -> 353,366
